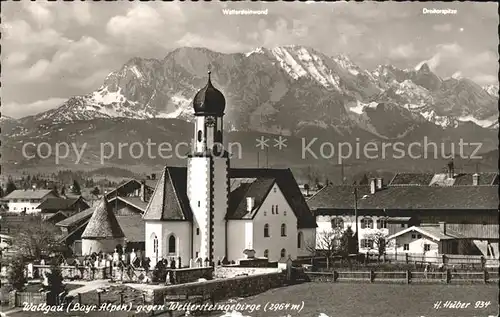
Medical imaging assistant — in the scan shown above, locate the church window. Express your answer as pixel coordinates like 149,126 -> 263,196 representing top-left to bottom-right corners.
197,130 -> 203,142
264,224 -> 270,237
280,248 -> 286,258
196,228 -> 200,235
264,211 -> 267,216
198,201 -> 201,207
271,206 -> 274,214
153,235 -> 158,254
273,187 -> 277,193
276,205 -> 279,214
168,235 -> 176,253
281,224 -> 287,237
196,251 -> 199,258
216,130 -> 222,142
297,232 -> 303,249
284,211 -> 287,216
263,249 -> 269,258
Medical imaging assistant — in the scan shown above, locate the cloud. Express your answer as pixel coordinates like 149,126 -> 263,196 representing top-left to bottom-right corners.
389,43 -> 417,59
2,97 -> 67,119
471,74 -> 498,85
433,23 -> 452,32
24,2 -> 54,27
415,43 -> 463,70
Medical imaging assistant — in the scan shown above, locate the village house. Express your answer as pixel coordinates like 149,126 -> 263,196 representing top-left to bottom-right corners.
142,71 -> 317,267
308,170 -> 499,258
1,189 -> 58,213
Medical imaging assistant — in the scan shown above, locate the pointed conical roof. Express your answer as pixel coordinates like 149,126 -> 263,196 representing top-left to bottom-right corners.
81,196 -> 125,239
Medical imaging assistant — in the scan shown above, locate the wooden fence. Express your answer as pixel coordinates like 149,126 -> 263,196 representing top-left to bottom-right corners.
306,269 -> 499,284
10,290 -> 48,308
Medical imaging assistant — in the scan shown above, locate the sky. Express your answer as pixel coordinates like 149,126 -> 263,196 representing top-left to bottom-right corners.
1,1 -> 498,118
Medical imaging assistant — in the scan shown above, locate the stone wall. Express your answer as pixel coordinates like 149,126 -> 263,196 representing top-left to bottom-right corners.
238,258 -> 270,267
214,266 -> 281,279
172,267 -> 213,284
148,272 -> 286,305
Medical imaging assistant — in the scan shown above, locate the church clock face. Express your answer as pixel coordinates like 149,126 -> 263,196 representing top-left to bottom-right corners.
206,116 -> 216,127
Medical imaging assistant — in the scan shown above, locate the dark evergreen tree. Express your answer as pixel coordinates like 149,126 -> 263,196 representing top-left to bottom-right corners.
71,180 -> 81,195
8,256 -> 27,291
6,178 -> 17,196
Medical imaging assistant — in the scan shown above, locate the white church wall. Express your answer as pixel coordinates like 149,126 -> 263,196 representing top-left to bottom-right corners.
187,157 -> 211,261
227,220 -> 252,262
252,183 -> 298,262
81,238 -> 125,256
145,222 -> 163,264
212,157 -> 229,263
298,228 -> 316,257
161,221 -> 191,266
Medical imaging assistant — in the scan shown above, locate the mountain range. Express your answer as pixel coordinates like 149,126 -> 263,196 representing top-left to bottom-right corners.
2,45 -> 499,176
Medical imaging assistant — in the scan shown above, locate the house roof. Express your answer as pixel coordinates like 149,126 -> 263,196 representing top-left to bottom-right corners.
227,178 -> 275,219
105,179 -> 157,198
116,215 -> 145,242
36,197 -> 88,211
389,172 -> 499,186
143,166 -> 193,221
357,186 -> 499,210
389,173 -> 435,186
81,197 -> 125,239
44,210 -> 72,223
108,196 -> 148,213
229,168 -> 317,228
387,225 -> 465,241
308,185 -> 498,211
307,185 -> 370,210
56,207 -> 95,227
3,189 -> 55,200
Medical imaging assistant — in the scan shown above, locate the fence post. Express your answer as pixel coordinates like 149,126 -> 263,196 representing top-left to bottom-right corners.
78,293 -> 82,304
333,271 -> 338,283
442,254 -> 446,266
483,270 -> 489,284
446,269 -> 451,284
406,270 -> 411,284
369,270 -> 374,283
405,253 -> 408,264
480,256 -> 486,269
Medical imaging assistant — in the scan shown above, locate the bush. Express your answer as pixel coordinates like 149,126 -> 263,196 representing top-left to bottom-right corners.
46,264 -> 66,305
152,260 -> 168,283
8,256 -> 27,291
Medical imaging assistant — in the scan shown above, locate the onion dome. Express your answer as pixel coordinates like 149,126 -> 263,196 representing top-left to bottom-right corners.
192,71 -> 226,116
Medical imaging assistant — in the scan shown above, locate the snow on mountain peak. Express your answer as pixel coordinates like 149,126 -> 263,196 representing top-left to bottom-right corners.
245,47 -> 265,57
483,84 -> 499,98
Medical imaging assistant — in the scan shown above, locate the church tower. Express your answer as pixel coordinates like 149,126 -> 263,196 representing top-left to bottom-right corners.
187,70 -> 229,264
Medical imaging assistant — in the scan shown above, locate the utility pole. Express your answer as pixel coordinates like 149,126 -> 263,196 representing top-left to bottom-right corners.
353,182 -> 359,253
341,163 -> 345,184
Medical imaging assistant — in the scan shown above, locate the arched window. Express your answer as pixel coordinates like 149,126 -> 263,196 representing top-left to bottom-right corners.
153,235 -> 158,254
216,130 -> 222,143
361,217 -> 373,229
264,224 -> 270,237
263,249 -> 269,258
297,232 -> 303,249
168,235 -> 176,253
280,224 -> 287,237
280,248 -> 286,258
331,217 -> 344,229
197,130 -> 203,142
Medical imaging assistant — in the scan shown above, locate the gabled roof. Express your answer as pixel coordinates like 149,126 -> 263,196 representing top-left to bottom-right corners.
387,225 -> 465,241
3,189 -> 55,200
227,178 -> 275,219
108,196 -> 148,213
307,185 -> 370,210
357,186 -> 499,210
142,166 -> 193,221
229,168 -> 317,228
453,172 -> 498,186
389,173 -> 434,186
116,215 -> 145,242
37,197 -> 88,211
105,179 -> 156,198
81,197 -> 125,239
56,207 -> 95,227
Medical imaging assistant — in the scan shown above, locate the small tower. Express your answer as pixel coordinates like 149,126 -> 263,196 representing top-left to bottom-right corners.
81,196 -> 125,255
187,69 -> 229,264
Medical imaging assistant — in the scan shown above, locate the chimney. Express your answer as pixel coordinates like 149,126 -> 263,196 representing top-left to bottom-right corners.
376,178 -> 383,190
140,180 -> 146,202
370,179 -> 376,194
246,197 -> 255,212
151,173 -> 156,180
439,222 -> 446,235
472,173 -> 479,186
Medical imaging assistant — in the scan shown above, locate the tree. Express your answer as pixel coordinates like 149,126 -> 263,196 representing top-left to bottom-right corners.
339,226 -> 358,259
11,216 -> 67,261
90,187 -> 100,198
60,186 -> 66,197
6,178 -> 17,196
71,180 -> 81,195
307,227 -> 343,269
46,262 -> 65,305
364,231 -> 391,262
8,256 -> 27,291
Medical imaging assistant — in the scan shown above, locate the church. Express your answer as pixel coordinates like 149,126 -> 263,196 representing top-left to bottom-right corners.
143,71 -> 317,267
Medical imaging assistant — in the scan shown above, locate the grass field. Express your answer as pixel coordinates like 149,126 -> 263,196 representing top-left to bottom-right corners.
3,283 -> 499,317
